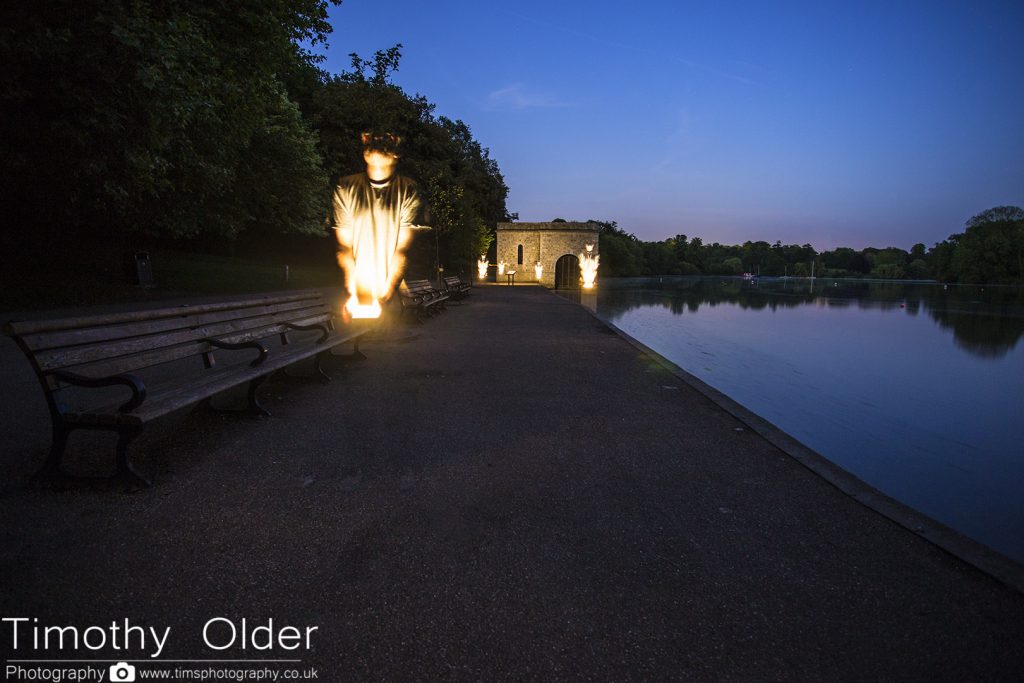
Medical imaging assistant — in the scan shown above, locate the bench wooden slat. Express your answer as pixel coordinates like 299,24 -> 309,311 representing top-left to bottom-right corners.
406,280 -> 449,301
52,311 -> 356,383
19,297 -> 328,353
66,363 -> 267,425
65,323 -> 362,425
68,359 -> 273,424
192,309 -> 331,345
45,342 -> 213,387
4,291 -> 324,337
33,305 -> 330,372
47,315 -> 327,381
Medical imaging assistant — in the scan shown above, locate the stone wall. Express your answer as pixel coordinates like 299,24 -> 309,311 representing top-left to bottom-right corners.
495,222 -> 600,287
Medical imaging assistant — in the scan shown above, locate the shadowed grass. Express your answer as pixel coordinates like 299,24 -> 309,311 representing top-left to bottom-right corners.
1,246 -> 339,313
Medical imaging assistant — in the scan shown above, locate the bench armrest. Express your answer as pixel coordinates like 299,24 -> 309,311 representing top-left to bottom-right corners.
204,338 -> 269,367
48,369 -> 148,413
284,321 -> 329,344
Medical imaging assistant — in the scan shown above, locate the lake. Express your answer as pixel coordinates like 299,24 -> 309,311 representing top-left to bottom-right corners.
584,277 -> 1024,564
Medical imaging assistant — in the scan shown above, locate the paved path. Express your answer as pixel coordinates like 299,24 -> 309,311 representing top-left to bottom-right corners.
2,285 -> 1023,680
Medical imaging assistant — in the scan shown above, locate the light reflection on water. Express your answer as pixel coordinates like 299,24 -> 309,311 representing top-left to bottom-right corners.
584,277 -> 1024,564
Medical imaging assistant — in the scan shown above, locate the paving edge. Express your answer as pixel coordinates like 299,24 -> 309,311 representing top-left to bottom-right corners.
558,289 -> 1024,595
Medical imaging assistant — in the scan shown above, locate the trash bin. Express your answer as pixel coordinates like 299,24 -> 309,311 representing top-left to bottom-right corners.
131,251 -> 154,287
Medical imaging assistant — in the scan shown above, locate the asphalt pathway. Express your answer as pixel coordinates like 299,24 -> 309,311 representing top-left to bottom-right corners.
1,285 -> 1023,680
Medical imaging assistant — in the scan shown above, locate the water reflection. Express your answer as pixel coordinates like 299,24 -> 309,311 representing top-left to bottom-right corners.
597,278 -> 1024,358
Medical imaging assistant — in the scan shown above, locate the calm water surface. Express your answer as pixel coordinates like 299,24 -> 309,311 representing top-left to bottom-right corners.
590,278 -> 1024,564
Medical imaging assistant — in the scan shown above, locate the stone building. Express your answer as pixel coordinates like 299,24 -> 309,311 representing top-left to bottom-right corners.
495,221 -> 600,288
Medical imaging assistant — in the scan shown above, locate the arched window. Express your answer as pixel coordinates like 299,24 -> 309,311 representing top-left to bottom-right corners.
517,244 -> 524,265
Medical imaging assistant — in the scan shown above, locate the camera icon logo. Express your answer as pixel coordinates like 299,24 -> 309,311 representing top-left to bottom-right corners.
109,662 -> 137,681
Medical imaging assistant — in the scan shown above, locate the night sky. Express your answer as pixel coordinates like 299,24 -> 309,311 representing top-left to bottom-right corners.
316,1 -> 1023,251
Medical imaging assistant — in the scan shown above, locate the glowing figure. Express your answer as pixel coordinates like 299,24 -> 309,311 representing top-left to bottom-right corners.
534,261 -> 543,280
332,132 -> 427,319
498,261 -> 507,276
580,243 -> 599,289
477,255 -> 488,280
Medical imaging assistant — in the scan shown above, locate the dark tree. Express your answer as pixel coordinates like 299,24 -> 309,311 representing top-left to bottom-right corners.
966,206 -> 1024,228
1,1 -> 340,243
953,206 -> 1024,284
587,220 -> 643,276
313,46 -> 511,275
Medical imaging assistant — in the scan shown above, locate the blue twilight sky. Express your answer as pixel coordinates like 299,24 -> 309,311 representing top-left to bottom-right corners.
313,0 -> 1023,251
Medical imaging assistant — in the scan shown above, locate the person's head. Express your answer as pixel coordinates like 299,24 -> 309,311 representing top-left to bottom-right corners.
361,131 -> 401,168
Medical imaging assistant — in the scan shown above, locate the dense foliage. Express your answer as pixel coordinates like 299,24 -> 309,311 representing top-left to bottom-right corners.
587,207 -> 1024,285
930,206 -> 1024,284
2,2 -> 510,275
313,46 -> 511,274
2,1 -> 339,241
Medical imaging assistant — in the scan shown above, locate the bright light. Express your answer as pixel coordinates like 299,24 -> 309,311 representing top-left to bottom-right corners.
477,255 -> 488,279
498,261 -> 507,275
345,296 -> 383,319
534,261 -> 543,280
343,247 -> 389,318
333,132 -> 424,321
579,245 -> 599,289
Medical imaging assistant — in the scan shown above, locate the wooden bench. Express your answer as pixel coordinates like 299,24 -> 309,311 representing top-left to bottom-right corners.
399,278 -> 449,319
443,276 -> 471,300
4,290 -> 368,487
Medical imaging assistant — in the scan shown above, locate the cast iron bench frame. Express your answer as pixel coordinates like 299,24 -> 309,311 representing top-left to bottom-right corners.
399,278 -> 449,319
4,289 -> 367,487
443,276 -> 471,300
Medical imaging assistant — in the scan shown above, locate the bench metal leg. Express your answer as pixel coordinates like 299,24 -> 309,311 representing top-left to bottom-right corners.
31,422 -> 70,482
114,426 -> 150,489
330,337 -> 368,363
202,375 -> 271,416
247,376 -> 271,417
314,350 -> 332,383
32,422 -> 150,489
349,336 -> 368,360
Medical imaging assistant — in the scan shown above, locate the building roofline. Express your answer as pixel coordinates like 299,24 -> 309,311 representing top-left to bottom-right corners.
496,222 -> 601,232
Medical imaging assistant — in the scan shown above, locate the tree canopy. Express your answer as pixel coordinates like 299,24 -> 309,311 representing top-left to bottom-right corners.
2,1 -> 343,241
944,206 -> 1024,284
2,2 -> 511,275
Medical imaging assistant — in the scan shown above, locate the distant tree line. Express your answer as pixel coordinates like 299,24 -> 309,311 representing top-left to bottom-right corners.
591,206 -> 1024,285
1,1 -> 511,274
